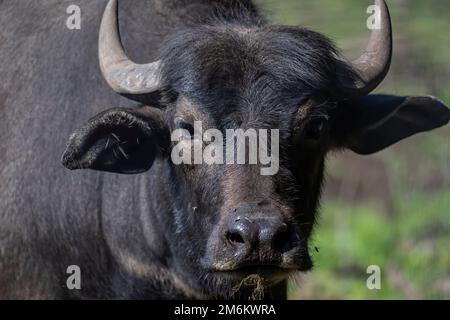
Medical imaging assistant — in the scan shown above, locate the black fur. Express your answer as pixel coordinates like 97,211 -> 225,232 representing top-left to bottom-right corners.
1,0 -> 449,300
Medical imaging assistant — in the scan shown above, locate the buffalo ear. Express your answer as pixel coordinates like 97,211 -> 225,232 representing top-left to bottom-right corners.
62,106 -> 168,174
334,95 -> 450,155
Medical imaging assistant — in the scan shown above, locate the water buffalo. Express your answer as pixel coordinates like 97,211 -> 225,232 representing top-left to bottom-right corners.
0,0 -> 449,299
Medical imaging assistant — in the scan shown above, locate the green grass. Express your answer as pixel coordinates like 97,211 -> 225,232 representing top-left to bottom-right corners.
289,190 -> 450,299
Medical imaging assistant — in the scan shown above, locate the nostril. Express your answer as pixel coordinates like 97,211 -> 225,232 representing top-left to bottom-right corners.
272,226 -> 291,251
226,231 -> 245,244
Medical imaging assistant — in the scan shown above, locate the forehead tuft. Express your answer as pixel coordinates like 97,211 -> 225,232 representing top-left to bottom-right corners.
161,24 -> 340,125
162,24 -> 338,92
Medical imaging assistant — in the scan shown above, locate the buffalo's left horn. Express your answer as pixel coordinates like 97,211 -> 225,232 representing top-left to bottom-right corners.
337,0 -> 392,98
99,0 -> 162,94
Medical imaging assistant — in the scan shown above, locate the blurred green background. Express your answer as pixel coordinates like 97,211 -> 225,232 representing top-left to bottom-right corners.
256,0 -> 450,299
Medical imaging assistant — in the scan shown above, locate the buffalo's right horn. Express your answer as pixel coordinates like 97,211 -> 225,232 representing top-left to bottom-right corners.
99,0 -> 162,95
336,0 -> 392,99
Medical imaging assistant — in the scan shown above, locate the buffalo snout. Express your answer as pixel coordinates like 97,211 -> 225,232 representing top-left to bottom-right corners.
225,214 -> 291,258
203,203 -> 311,276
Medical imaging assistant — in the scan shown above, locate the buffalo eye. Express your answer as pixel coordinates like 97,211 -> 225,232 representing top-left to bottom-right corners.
304,118 -> 328,141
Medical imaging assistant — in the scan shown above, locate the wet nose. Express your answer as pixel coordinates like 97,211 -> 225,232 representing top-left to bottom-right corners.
224,216 -> 292,254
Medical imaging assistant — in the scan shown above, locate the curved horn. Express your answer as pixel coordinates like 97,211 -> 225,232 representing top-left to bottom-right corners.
99,0 -> 162,95
337,0 -> 392,98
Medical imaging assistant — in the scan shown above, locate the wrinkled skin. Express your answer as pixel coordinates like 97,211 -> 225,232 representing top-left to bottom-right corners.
1,0 -> 449,299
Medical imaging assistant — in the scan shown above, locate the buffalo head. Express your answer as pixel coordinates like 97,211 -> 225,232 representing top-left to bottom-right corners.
62,0 -> 450,298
